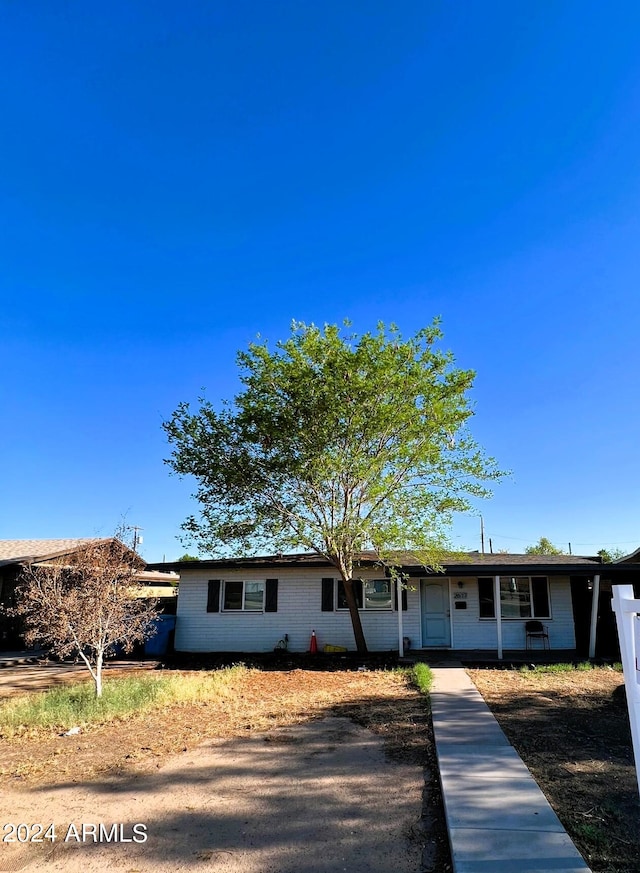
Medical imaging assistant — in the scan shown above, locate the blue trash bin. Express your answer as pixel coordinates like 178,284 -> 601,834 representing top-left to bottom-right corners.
144,615 -> 176,657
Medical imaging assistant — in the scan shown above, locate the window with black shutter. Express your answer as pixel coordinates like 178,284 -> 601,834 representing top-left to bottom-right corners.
321,578 -> 334,611
207,579 -> 221,613
265,578 -> 279,612
223,580 -> 264,610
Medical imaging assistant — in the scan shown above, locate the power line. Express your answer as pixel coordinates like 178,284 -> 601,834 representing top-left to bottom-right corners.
488,533 -> 638,546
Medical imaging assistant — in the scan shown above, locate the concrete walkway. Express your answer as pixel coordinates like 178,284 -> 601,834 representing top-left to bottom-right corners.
430,665 -> 591,873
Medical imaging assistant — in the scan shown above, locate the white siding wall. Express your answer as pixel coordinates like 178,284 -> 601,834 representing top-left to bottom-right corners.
175,567 -> 422,653
447,575 -> 576,650
175,568 -> 577,652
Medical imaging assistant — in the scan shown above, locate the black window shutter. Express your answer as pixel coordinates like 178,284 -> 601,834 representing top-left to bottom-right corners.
531,577 -> 550,618
265,578 -> 279,612
478,577 -> 495,618
207,579 -> 221,613
321,578 -> 334,611
392,582 -> 408,611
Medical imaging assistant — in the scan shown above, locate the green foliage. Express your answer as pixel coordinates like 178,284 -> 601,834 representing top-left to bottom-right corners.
0,668 -> 248,736
518,662 -> 623,675
410,661 -> 433,693
524,536 -> 563,555
572,822 -> 609,850
164,319 -> 505,651
597,547 -> 626,563
177,553 -> 200,562
519,662 -> 593,674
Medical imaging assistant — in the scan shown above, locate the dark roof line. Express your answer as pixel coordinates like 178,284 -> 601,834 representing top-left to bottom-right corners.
148,549 -> 618,575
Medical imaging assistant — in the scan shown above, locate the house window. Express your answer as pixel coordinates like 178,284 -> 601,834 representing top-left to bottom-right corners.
477,576 -> 550,619
223,580 -> 265,611
364,579 -> 393,609
337,580 -> 363,609
335,579 -> 393,610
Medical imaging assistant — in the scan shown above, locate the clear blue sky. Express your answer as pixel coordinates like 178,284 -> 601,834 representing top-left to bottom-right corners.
2,1 -> 639,561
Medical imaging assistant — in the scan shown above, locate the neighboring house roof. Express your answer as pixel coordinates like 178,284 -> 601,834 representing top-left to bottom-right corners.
0,538 -> 113,567
135,569 -> 179,589
0,540 -> 179,586
137,569 -> 179,583
615,547 -> 640,563
149,549 -> 625,578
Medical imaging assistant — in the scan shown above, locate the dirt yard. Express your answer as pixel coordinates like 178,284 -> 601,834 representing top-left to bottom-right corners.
468,666 -> 640,873
0,667 -> 451,873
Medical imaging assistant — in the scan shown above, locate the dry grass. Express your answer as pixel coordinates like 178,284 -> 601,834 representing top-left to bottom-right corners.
0,667 -> 246,737
0,668 -> 428,785
0,665 -> 452,873
0,666 -> 452,866
469,666 -> 640,873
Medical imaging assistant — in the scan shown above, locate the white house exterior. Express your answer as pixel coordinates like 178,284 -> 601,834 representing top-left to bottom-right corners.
149,551 -> 640,656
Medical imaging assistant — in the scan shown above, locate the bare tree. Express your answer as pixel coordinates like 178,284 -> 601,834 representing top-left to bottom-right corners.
12,535 -> 159,697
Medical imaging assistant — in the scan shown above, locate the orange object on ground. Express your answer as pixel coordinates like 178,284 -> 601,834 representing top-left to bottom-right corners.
309,630 -> 318,653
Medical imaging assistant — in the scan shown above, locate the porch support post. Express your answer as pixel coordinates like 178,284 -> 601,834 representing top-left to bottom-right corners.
397,579 -> 404,657
494,575 -> 503,660
588,574 -> 601,659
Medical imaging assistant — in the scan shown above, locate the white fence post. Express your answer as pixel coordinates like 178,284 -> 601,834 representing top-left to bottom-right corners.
611,584 -> 640,799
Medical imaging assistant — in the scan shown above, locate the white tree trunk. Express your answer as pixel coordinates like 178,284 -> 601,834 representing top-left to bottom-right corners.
95,650 -> 104,698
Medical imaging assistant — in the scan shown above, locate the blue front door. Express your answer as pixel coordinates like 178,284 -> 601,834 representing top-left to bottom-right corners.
421,580 -> 451,647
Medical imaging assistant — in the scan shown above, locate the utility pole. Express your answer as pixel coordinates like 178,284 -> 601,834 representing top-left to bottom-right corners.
480,516 -> 485,555
131,526 -> 144,553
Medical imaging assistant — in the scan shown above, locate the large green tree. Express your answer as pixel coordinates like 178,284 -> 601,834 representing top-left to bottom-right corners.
524,537 -> 563,555
164,320 -> 504,652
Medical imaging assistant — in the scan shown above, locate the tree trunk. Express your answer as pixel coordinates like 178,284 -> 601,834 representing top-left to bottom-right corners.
342,577 -> 368,654
95,651 -> 103,698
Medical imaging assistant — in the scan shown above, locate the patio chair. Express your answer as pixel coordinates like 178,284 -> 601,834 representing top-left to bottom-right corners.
525,620 -> 549,650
